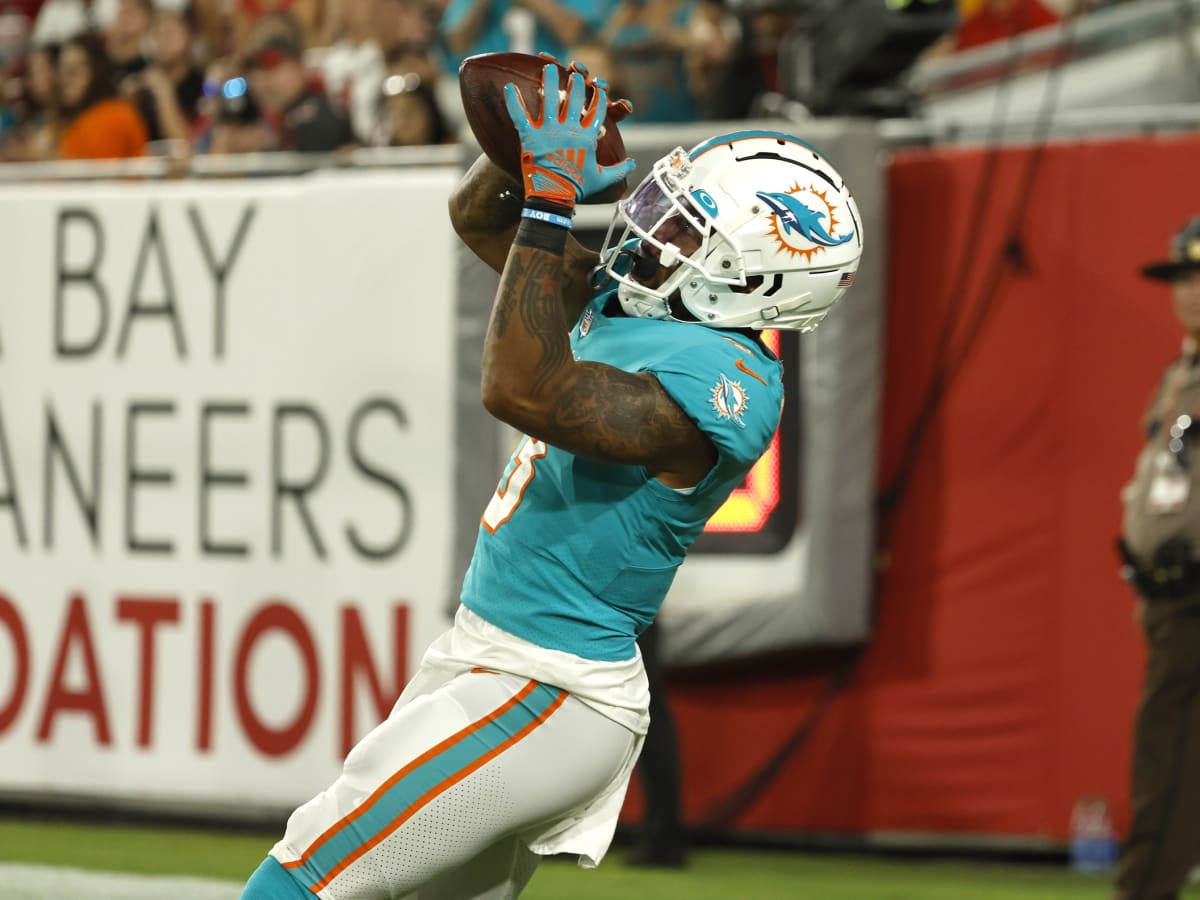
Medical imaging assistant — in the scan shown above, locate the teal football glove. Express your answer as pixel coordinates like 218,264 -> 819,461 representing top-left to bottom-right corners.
503,63 -> 635,211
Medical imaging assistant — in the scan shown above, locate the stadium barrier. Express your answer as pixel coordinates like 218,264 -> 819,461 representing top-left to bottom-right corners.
8,109 -> 1200,847
0,122 -> 885,819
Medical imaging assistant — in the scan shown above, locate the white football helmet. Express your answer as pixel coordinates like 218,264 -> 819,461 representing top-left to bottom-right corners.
599,130 -> 863,332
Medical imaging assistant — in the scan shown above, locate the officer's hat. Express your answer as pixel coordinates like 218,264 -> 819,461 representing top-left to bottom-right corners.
1142,217 -> 1200,281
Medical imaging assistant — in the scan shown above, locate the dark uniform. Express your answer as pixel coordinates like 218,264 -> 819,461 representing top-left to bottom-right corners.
1113,218 -> 1200,900
245,35 -> 357,155
279,89 -> 356,154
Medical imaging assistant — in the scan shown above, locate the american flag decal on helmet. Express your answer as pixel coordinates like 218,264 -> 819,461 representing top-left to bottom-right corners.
838,271 -> 855,288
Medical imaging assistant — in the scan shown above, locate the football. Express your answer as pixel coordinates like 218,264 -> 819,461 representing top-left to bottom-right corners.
458,51 -> 631,204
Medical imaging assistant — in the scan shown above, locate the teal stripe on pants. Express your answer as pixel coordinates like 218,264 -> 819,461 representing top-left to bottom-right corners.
240,856 -> 313,899
292,681 -> 565,893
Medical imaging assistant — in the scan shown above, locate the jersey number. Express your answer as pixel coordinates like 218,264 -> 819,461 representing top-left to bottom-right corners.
481,437 -> 548,533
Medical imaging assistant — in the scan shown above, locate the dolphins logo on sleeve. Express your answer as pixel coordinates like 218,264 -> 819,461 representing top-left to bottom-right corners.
710,373 -> 748,428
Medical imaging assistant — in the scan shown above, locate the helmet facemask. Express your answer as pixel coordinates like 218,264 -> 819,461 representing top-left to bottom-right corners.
600,148 -> 751,323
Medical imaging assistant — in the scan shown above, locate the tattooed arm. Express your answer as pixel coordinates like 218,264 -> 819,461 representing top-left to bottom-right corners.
481,242 -> 717,488
448,153 -> 599,327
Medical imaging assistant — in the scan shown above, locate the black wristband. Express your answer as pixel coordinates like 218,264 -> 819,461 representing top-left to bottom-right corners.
523,197 -> 576,219
514,217 -> 569,255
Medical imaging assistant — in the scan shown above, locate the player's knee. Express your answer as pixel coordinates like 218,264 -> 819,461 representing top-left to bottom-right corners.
240,856 -> 312,899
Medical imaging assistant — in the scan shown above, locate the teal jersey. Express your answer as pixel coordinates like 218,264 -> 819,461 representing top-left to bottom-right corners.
461,289 -> 785,661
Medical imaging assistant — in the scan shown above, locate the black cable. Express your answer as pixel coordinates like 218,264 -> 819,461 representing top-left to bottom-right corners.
697,647 -> 862,830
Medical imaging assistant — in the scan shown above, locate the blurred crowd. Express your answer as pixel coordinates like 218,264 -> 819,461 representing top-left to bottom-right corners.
0,0 -> 1150,164
938,0 -> 1138,54
0,0 -> 457,161
0,0 -> 800,164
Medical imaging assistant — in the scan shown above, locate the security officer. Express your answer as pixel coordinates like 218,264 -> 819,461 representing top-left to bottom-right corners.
1113,217 -> 1200,900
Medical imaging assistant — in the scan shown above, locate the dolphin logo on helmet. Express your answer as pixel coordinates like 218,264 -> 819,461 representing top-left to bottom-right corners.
755,191 -> 853,248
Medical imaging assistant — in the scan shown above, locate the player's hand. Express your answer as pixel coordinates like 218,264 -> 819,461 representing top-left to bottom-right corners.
566,59 -> 633,124
536,53 -> 635,124
503,63 -> 635,210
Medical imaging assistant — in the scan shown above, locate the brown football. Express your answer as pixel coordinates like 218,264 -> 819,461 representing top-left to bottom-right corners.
458,51 -> 631,204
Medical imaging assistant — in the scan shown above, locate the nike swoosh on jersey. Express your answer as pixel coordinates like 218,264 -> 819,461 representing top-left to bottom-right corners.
735,358 -> 767,386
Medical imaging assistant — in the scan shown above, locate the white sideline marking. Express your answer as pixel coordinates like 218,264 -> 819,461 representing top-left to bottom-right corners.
0,863 -> 243,900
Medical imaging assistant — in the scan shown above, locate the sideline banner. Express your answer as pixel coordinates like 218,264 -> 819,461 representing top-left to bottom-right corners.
0,169 -> 459,810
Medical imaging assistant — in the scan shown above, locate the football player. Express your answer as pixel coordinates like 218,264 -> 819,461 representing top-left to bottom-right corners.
241,61 -> 862,900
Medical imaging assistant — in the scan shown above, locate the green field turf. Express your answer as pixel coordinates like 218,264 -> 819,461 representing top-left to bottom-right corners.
2,816 -> 1198,900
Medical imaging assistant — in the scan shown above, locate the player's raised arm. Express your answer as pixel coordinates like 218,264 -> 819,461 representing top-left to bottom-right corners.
480,64 -> 716,488
448,153 -> 599,325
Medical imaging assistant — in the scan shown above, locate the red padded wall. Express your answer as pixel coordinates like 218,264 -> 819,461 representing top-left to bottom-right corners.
644,135 -> 1200,842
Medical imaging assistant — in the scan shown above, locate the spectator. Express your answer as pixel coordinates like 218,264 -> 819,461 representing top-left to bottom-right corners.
188,0 -> 232,61
518,0 -> 610,62
207,72 -> 270,152
124,3 -> 205,145
0,67 -> 16,151
372,68 -> 448,146
3,41 -> 59,159
195,50 -> 235,113
375,0 -> 435,58
598,0 -> 709,124
564,37 -> 623,98
191,53 -> 243,148
439,0 -> 615,75
386,35 -> 462,135
955,0 -> 1060,52
25,39 -> 59,107
440,0 -> 508,72
247,32 -> 354,152
247,6 -> 305,51
705,4 -> 795,120
57,31 -> 148,158
1,0 -> 38,33
684,0 -> 738,120
30,0 -> 90,48
0,0 -> 30,71
106,0 -> 152,82
385,38 -> 439,88
320,0 -> 383,144
234,0 -> 319,52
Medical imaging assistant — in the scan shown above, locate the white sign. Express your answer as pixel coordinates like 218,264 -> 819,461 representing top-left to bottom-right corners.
0,169 -> 459,810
